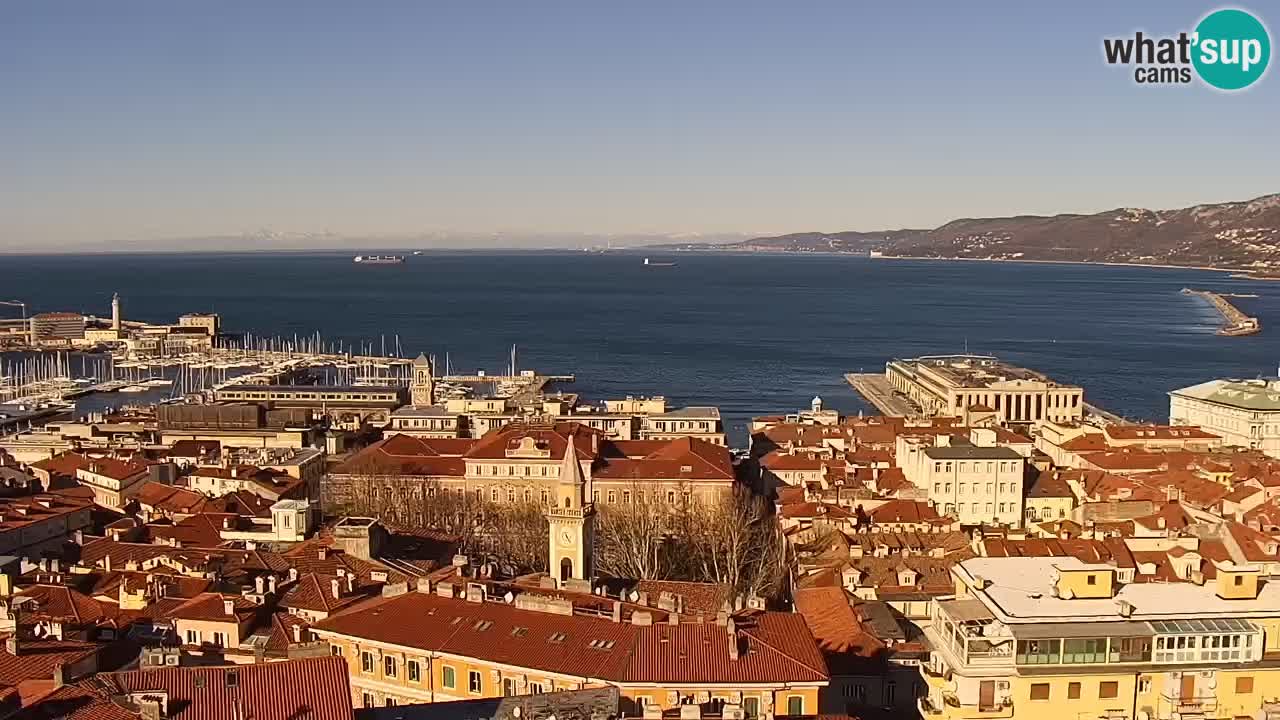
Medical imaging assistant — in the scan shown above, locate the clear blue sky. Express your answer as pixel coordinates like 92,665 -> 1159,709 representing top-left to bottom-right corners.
2,1 -> 1277,249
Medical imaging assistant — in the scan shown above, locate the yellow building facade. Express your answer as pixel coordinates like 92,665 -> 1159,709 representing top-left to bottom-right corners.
921,556 -> 1280,720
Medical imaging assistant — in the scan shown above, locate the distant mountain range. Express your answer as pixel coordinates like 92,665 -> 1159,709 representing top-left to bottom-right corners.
655,193 -> 1280,270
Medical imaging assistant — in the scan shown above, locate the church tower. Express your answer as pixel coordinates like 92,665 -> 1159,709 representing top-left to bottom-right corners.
410,353 -> 435,406
546,433 -> 595,587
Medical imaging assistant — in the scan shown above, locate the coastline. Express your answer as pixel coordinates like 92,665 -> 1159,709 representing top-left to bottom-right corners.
666,247 -> 1242,273
869,254 -> 1238,273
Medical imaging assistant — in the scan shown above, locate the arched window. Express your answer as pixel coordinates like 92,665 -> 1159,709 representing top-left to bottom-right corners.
560,557 -> 573,582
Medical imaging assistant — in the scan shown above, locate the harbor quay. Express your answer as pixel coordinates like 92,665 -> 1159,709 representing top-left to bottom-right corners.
4,310 -> 1280,720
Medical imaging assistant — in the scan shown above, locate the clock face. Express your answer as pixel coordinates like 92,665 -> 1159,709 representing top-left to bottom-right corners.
559,529 -> 576,547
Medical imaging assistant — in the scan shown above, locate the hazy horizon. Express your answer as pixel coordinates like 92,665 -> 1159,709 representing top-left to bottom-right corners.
4,1 -> 1278,251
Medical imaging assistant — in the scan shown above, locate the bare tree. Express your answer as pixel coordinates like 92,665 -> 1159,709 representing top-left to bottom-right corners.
593,483 -> 789,601
594,484 -> 672,580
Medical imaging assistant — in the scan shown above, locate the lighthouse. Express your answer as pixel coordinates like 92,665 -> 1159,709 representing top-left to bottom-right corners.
111,293 -> 122,330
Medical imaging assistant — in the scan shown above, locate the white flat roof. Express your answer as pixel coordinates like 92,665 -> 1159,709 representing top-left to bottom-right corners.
957,556 -> 1280,624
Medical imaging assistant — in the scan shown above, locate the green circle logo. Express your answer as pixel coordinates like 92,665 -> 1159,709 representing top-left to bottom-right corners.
1192,8 -> 1271,90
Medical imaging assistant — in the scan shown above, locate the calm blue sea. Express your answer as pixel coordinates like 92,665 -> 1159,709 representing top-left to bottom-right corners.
3,251 -> 1277,444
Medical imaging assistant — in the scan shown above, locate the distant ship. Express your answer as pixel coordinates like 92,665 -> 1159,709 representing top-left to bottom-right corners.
643,258 -> 677,267
353,255 -> 405,264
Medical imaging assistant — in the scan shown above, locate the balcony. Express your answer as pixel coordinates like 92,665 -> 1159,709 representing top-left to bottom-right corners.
918,695 -> 944,717
1158,692 -> 1218,719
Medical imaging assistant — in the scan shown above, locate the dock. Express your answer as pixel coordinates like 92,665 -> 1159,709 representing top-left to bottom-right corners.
1183,288 -> 1261,336
844,373 -> 921,417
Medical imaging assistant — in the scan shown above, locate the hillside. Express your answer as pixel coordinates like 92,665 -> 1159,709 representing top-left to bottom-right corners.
670,194 -> 1280,269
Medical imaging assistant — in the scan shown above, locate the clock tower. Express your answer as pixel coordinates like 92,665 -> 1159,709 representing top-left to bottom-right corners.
546,433 -> 595,587
410,353 -> 435,406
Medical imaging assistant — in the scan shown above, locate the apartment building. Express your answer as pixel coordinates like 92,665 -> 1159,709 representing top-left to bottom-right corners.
897,429 -> 1027,526
325,422 -> 738,513
1170,378 -> 1280,457
887,355 -> 1084,425
311,588 -> 828,714
921,555 -> 1280,720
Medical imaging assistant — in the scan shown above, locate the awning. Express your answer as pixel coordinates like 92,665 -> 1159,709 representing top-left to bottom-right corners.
1009,621 -> 1155,639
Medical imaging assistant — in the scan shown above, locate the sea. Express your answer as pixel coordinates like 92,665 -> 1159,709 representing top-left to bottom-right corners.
3,251 -> 1277,445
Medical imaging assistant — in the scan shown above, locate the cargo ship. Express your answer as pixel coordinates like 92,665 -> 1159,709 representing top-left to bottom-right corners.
352,255 -> 406,265
643,258 -> 677,267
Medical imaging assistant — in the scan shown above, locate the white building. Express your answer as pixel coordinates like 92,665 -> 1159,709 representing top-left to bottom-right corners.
1169,378 -> 1280,457
898,428 -> 1027,526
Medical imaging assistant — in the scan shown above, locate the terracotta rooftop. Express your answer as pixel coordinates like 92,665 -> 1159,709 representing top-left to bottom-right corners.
28,655 -> 354,720
313,591 -> 827,685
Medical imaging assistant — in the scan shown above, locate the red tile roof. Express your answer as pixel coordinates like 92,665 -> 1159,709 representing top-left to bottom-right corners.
30,655 -> 354,720
314,591 -> 827,685
867,500 -> 939,524
792,587 -> 885,674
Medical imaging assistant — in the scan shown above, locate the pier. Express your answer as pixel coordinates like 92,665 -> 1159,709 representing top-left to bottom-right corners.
844,373 -> 922,417
1182,288 -> 1261,336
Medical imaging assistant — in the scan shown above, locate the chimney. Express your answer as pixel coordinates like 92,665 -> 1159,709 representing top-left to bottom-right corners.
318,547 -> 328,561
6,635 -> 18,656
727,618 -> 740,660
103,555 -> 111,572
331,579 -> 341,599
611,601 -> 622,623
346,574 -> 355,594
288,567 -> 298,583
267,576 -> 277,594
52,662 -> 67,689
222,517 -> 231,530
138,698 -> 164,720
292,624 -> 303,643
254,576 -> 265,594
223,599 -> 235,616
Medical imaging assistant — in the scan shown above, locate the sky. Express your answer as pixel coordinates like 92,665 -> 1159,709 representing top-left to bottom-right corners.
2,1 -> 1278,250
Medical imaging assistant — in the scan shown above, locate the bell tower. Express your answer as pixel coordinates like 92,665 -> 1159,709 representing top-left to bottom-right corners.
411,353 -> 435,406
546,433 -> 595,587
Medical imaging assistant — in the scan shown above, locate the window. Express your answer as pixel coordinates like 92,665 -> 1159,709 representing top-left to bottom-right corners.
212,632 -> 226,648
504,677 -> 517,696
1237,676 -> 1254,694
743,697 -> 760,718
885,682 -> 896,706
1030,683 -> 1050,701
1087,574 -> 1097,586
469,670 -> 482,694
607,490 -> 617,503
408,661 -> 420,682
853,684 -> 866,703
384,656 -> 397,678
787,696 -> 804,715
530,682 -> 545,694
1138,676 -> 1152,694
622,490 -> 631,504
385,698 -> 396,707
361,651 -> 374,673
1235,575 -> 1244,586
185,629 -> 199,645
442,665 -> 456,689
1067,682 -> 1081,699
362,693 -> 375,708
1099,682 -> 1118,699
331,645 -> 343,657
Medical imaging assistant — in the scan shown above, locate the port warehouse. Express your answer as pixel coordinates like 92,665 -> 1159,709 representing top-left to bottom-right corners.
886,354 -> 1084,423
212,384 -> 407,408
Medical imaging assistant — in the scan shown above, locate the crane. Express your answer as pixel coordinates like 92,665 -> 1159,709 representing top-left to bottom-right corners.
0,300 -> 30,342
